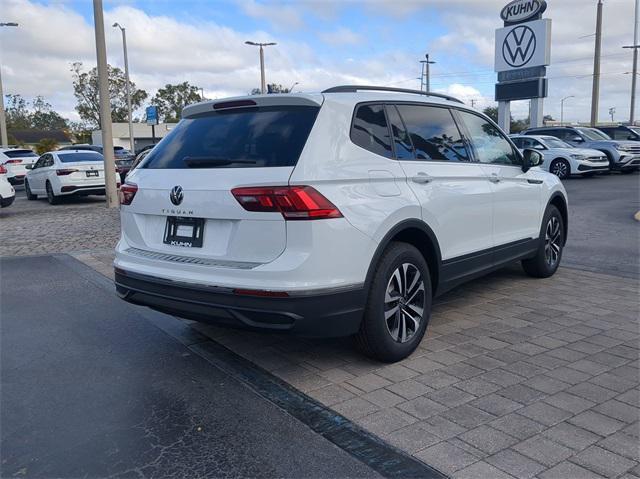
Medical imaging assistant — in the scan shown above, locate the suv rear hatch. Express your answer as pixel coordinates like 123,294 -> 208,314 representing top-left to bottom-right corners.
123,95 -> 323,265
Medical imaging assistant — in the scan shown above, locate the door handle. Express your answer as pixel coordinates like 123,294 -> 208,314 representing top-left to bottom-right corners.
412,173 -> 432,184
489,173 -> 501,183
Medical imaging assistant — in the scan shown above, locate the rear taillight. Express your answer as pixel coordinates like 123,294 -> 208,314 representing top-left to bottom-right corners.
0,165 -> 6,174
56,169 -> 78,176
5,159 -> 21,164
119,183 -> 138,205
231,186 -> 342,220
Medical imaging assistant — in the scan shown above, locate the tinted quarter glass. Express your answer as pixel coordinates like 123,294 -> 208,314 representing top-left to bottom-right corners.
385,105 -> 414,160
458,111 -> 520,166
143,105 -> 319,169
396,105 -> 469,162
351,104 -> 393,159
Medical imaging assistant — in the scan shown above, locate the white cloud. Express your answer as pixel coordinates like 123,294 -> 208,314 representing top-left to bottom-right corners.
318,27 -> 363,46
237,0 -> 304,30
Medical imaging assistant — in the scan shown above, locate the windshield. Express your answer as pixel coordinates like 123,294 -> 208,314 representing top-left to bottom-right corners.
543,138 -> 573,149
58,152 -> 104,163
4,150 -> 37,158
629,127 -> 640,137
142,105 -> 319,169
576,127 -> 611,141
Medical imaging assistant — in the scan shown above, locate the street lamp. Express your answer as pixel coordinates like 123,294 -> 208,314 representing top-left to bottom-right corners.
113,22 -> 135,153
0,22 -> 19,148
288,81 -> 299,93
609,106 -> 616,123
245,41 -> 277,94
560,96 -> 574,125
422,54 -> 436,92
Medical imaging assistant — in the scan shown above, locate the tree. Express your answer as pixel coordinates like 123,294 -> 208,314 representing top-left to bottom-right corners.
5,94 -> 31,129
71,62 -> 148,128
34,138 -> 59,155
30,96 -> 68,130
483,106 -> 498,123
152,82 -> 203,122
482,106 -> 528,133
250,83 -> 290,95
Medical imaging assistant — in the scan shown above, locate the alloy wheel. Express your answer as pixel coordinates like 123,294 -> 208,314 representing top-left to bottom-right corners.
551,161 -> 568,179
384,263 -> 425,343
544,216 -> 562,267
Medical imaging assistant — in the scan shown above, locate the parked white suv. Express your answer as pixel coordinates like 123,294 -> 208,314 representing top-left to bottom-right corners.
115,86 -> 568,362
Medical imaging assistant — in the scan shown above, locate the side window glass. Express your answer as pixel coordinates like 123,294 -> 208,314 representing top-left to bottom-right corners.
385,105 -> 414,160
458,111 -> 521,166
614,130 -> 628,140
33,157 -> 43,169
351,104 -> 393,159
511,137 -> 523,148
396,105 -> 470,162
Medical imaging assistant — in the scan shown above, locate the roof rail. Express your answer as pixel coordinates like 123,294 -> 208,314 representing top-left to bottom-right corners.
322,85 -> 464,104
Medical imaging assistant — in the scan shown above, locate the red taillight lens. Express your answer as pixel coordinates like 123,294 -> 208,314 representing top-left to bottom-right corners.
119,183 -> 138,205
0,165 -> 6,174
5,159 -> 21,164
56,169 -> 78,176
231,186 -> 342,220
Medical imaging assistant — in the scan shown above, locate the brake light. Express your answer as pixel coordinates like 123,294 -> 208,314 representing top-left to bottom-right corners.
5,159 -> 21,164
119,183 -> 138,205
56,169 -> 78,176
231,186 -> 342,220
0,165 -> 6,174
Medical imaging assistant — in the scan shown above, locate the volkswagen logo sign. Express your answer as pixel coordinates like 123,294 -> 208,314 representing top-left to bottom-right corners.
502,25 -> 536,68
170,185 -> 184,206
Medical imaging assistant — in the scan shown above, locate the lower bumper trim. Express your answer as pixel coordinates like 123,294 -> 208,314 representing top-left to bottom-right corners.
115,269 -> 365,338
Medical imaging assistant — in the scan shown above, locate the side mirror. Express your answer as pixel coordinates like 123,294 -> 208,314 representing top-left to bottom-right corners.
570,135 -> 584,142
522,148 -> 543,172
25,164 -> 33,170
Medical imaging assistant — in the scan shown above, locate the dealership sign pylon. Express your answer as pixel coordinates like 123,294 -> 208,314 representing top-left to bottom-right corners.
495,0 -> 551,132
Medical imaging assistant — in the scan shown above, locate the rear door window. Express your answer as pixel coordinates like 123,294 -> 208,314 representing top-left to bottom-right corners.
350,104 -> 393,159
396,105 -> 470,162
142,105 -> 319,169
385,105 -> 415,160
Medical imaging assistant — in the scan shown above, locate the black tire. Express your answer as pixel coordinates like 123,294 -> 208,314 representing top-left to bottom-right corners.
24,180 -> 37,200
620,169 -> 635,174
549,159 -> 570,180
522,205 -> 564,278
355,242 -> 432,363
46,181 -> 60,205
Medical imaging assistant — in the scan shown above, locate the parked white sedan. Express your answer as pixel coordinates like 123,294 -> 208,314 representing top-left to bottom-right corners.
510,135 -> 609,179
0,164 -> 16,208
25,150 -> 116,204
0,148 -> 39,185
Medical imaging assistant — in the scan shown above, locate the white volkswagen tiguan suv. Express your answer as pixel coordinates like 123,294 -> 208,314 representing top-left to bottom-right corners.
115,86 -> 568,362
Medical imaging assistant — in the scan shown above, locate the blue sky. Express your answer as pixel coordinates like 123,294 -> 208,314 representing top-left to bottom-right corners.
1,0 -> 636,123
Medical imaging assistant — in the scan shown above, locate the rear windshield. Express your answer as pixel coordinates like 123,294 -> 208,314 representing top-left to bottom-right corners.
58,152 -> 104,163
4,150 -> 37,158
142,105 -> 319,169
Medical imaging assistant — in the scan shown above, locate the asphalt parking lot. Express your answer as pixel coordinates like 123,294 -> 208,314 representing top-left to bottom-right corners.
1,172 -> 639,479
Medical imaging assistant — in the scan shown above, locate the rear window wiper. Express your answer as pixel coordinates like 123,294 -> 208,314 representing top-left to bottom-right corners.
183,156 -> 257,168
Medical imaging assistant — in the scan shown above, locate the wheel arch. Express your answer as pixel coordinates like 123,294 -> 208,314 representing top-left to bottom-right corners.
364,219 -> 442,298
548,192 -> 568,245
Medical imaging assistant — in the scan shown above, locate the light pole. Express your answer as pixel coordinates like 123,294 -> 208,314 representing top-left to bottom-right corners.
590,0 -> 604,126
0,22 -> 19,148
288,81 -> 299,93
113,22 -> 135,153
624,0 -> 639,124
425,54 -> 436,92
609,107 -> 616,122
199,87 -> 206,100
560,96 -> 574,125
94,0 -> 118,208
245,41 -> 276,94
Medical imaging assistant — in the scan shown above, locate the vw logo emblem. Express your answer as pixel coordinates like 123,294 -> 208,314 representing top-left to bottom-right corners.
503,25 -> 536,68
170,185 -> 184,206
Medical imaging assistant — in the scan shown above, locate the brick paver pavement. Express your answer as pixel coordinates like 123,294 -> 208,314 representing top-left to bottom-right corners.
3,196 -> 639,478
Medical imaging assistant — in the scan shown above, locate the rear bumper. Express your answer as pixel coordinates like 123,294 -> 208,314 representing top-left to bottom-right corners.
60,184 -> 106,196
0,194 -> 15,207
114,269 -> 365,338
